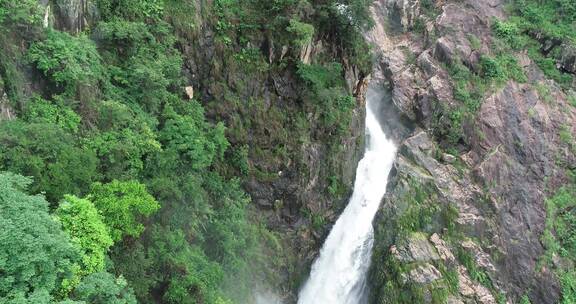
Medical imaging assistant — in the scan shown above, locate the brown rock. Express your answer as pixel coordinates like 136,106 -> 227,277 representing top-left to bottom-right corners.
405,263 -> 443,284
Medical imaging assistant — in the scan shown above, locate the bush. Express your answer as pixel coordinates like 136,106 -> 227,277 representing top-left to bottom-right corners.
0,172 -> 78,302
0,0 -> 43,29
71,272 -> 137,304
22,96 -> 81,133
496,0 -> 576,88
89,180 -> 159,241
492,20 -> 520,46
56,195 -> 114,293
95,21 -> 183,114
287,19 -> 315,48
28,30 -> 103,91
479,55 -> 506,80
560,271 -> 576,304
86,101 -> 161,180
0,121 -> 98,202
296,62 -> 356,135
297,62 -> 343,91
496,54 -> 527,83
160,104 -> 229,170
97,0 -> 164,21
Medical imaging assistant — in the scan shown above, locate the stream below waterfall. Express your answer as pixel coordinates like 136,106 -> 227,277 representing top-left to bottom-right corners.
297,82 -> 397,304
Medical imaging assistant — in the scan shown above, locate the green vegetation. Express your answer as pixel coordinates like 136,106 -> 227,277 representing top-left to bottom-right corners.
542,171 -> 576,303
0,0 -> 43,29
71,272 -> 137,304
28,30 -> 104,91
432,0 -> 575,150
22,96 -> 81,133
493,0 -> 575,87
520,295 -> 532,304
559,125 -> 576,153
0,0 -> 374,302
369,177 -> 461,303
569,94 -> 576,107
89,180 -> 159,242
0,172 -> 78,303
432,51 -> 526,148
56,195 -> 114,291
287,19 -> 315,48
0,121 -> 98,202
456,247 -> 492,287
297,62 -> 356,135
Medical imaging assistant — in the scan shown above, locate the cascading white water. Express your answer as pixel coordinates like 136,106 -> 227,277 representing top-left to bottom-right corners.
297,84 -> 397,304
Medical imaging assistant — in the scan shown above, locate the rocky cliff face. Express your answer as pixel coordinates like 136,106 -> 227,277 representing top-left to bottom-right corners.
171,4 -> 367,297
367,0 -> 576,303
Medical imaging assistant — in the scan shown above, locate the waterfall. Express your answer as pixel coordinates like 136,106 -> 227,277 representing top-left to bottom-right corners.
297,83 -> 397,304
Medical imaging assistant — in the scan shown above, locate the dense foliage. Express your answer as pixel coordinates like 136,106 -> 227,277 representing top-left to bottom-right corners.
0,0 -> 373,302
56,195 -> 114,292
0,172 -> 78,303
494,0 -> 576,87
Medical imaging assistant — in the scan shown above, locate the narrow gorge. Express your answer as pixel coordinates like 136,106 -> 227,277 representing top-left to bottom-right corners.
297,83 -> 396,304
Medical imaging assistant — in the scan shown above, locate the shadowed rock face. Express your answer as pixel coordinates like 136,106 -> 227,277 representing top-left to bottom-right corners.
46,0 -> 99,33
367,0 -> 576,303
0,86 -> 14,121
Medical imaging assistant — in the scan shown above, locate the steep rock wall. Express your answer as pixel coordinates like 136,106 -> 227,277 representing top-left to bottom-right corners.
367,0 -> 576,303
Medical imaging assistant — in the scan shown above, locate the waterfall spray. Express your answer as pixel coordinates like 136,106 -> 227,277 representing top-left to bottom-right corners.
297,83 -> 397,304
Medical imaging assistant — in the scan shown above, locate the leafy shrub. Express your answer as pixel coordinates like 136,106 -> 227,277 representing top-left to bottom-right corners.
527,45 -> 574,87
457,247 -> 492,287
297,62 -> 343,91
95,21 -> 183,114
111,225 -> 232,304
0,0 -> 43,29
56,195 -> 114,294
89,180 -> 159,242
71,272 -> 137,304
495,54 -> 527,83
57,195 -> 113,275
0,121 -> 98,202
480,55 -> 506,80
520,295 -> 532,304
97,0 -> 164,21
22,96 -> 81,132
0,172 -> 78,302
287,19 -> 315,48
86,101 -> 161,180
28,30 -> 103,91
160,104 -> 229,170
560,271 -> 576,304
492,20 -> 520,47
230,145 -> 249,176
495,0 -> 576,88
232,47 -> 268,72
297,62 -> 356,135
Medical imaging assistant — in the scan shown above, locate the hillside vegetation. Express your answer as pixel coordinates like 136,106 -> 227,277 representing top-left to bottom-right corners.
0,0 -> 371,303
